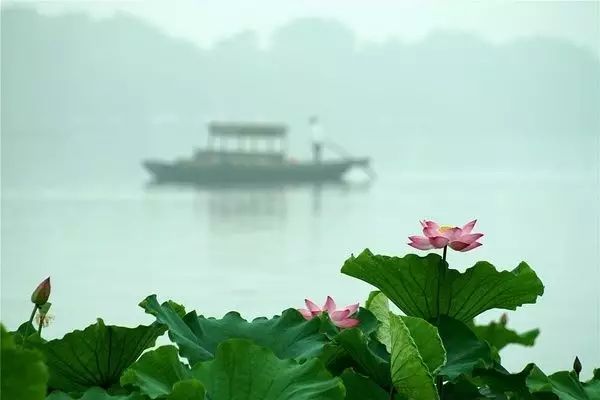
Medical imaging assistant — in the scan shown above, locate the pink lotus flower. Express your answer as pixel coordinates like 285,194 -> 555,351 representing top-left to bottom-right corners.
408,219 -> 483,252
298,296 -> 360,328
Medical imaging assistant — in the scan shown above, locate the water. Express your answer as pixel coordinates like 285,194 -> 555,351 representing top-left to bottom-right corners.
1,171 -> 599,376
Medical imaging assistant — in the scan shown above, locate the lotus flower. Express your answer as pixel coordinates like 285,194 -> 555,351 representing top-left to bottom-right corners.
31,277 -> 51,306
408,219 -> 483,252
298,296 -> 360,328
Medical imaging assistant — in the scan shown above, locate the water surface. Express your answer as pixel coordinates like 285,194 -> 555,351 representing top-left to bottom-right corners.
1,171 -> 598,375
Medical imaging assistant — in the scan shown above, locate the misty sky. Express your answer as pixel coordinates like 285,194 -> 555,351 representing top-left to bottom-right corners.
8,0 -> 600,53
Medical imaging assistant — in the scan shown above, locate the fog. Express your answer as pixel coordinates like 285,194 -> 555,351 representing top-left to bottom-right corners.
1,1 -> 599,376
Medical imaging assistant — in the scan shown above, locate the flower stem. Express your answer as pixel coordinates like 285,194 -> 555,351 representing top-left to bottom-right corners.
22,304 -> 39,346
436,246 -> 448,399
436,246 -> 448,324
24,304 -> 38,338
37,315 -> 44,337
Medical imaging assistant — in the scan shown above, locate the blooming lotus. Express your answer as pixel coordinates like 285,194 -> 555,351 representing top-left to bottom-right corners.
408,219 -> 483,252
298,296 -> 360,328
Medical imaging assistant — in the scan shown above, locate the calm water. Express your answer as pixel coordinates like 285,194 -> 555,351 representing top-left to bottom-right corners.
1,171 -> 599,376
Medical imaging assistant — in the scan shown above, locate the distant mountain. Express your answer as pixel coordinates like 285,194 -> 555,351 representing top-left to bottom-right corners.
2,7 -> 599,188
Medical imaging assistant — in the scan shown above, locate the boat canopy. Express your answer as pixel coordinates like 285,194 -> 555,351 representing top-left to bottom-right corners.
208,122 -> 287,138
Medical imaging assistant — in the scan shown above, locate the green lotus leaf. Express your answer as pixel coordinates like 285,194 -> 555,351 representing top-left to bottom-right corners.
389,313 -> 439,400
120,346 -> 208,400
2,324 -> 15,347
471,317 -> 539,352
140,295 -> 327,365
445,368 -> 545,400
341,250 -> 544,322
191,339 -> 345,400
402,316 -> 446,375
527,366 -> 599,400
437,316 -> 493,380
365,291 -> 391,352
583,369 -> 600,399
325,327 -> 391,388
1,325 -> 48,400
340,369 -> 389,400
121,346 -> 191,399
168,379 -> 205,400
354,307 -> 380,336
165,301 -> 186,318
366,293 -> 447,376
328,302 -> 445,393
368,293 -> 448,396
318,342 -> 350,377
11,320 -> 40,345
33,319 -> 165,392
441,375 -> 494,400
45,387 -> 147,400
472,363 -> 537,398
139,296 -> 213,363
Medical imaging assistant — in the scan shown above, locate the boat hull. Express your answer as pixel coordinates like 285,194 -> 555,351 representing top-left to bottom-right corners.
143,159 -> 367,185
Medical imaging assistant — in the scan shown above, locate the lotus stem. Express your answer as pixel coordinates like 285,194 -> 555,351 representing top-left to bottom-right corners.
37,315 -> 44,337
436,246 -> 448,399
436,246 -> 448,324
25,304 -> 38,338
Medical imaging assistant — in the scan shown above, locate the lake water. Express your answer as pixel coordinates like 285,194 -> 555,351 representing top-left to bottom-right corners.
1,170 -> 599,377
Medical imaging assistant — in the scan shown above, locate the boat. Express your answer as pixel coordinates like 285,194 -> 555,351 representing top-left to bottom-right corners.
143,121 -> 371,185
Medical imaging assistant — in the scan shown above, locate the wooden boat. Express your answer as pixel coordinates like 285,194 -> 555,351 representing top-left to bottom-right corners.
143,121 -> 370,185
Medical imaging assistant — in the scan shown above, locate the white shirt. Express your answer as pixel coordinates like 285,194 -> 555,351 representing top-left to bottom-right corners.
311,123 -> 324,144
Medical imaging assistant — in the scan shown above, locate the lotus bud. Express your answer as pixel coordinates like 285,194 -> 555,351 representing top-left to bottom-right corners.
31,277 -> 51,306
499,313 -> 508,325
573,356 -> 582,377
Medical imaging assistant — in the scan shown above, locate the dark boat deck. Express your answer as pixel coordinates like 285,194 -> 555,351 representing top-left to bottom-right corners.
144,158 -> 369,185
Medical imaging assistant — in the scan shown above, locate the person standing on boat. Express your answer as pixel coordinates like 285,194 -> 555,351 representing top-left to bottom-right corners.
309,115 -> 324,164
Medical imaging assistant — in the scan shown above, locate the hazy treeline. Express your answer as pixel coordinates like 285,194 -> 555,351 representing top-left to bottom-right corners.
2,7 -> 599,188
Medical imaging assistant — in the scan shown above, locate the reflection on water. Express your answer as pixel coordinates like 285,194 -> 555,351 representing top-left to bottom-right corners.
200,182 -> 373,221
208,189 -> 287,221
145,181 -> 373,229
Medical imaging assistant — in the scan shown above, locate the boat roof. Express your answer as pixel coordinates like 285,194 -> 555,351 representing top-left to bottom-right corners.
208,122 -> 287,138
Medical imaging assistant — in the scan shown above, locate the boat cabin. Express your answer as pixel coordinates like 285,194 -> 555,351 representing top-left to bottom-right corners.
195,121 -> 289,165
